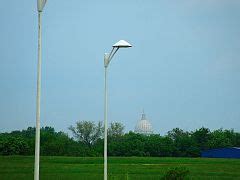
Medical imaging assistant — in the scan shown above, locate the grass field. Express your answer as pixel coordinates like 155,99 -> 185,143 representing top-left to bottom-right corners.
0,156 -> 240,179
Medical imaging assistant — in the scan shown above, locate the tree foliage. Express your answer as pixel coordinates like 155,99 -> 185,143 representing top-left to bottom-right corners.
108,122 -> 124,137
69,121 -> 103,146
0,123 -> 239,157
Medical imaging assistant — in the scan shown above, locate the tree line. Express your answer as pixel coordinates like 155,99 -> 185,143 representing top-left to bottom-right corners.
0,121 -> 239,157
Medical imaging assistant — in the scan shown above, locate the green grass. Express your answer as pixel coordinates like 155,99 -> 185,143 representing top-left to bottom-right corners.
0,156 -> 240,179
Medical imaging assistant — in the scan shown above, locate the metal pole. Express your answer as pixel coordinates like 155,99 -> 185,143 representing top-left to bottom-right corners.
104,66 -> 108,180
34,11 -> 42,180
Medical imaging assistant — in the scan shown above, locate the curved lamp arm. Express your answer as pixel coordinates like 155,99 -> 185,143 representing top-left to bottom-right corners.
104,47 -> 119,68
104,40 -> 132,68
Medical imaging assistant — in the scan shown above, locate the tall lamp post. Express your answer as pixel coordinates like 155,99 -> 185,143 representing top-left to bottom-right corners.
103,40 -> 132,180
34,1 -> 47,180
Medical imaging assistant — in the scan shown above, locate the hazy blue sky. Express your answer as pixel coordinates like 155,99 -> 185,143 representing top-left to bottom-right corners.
0,0 -> 240,134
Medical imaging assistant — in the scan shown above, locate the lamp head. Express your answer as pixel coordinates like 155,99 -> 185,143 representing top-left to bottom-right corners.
112,40 -> 132,48
38,0 -> 47,12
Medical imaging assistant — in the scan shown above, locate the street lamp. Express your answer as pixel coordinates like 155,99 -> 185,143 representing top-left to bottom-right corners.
103,40 -> 132,180
34,1 -> 47,180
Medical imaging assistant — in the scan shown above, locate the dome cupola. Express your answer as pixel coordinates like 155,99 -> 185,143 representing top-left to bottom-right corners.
134,110 -> 153,135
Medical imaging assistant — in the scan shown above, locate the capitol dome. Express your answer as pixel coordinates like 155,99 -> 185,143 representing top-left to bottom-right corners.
135,111 -> 153,135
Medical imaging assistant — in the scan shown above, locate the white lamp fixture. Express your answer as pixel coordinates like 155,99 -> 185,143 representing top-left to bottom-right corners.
103,40 -> 132,180
37,0 -> 47,12
112,40 -> 132,48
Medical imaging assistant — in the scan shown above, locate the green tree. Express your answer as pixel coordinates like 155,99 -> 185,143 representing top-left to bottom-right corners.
167,128 -> 186,141
192,127 -> 211,151
69,121 -> 103,146
108,122 -> 124,137
144,134 -> 174,157
167,128 -> 199,157
108,132 -> 146,156
208,129 -> 233,149
0,136 -> 30,155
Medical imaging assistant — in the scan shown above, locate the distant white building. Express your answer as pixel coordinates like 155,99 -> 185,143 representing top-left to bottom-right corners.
134,111 -> 153,135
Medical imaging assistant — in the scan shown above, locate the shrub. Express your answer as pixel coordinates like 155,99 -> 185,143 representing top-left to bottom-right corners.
162,167 -> 189,180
